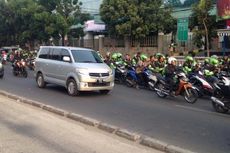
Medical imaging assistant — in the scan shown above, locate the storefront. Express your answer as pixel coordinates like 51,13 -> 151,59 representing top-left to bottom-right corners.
217,0 -> 230,55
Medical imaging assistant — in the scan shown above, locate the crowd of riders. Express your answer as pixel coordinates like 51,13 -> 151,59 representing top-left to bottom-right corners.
0,49 -> 37,74
102,51 -> 230,92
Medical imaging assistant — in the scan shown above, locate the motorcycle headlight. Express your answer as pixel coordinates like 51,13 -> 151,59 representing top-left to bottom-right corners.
77,68 -> 88,75
0,63 -> 2,69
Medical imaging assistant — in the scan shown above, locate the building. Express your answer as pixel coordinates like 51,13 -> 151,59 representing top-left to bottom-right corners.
216,0 -> 230,55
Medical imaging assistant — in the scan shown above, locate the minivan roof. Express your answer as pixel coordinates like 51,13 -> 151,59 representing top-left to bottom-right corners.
40,46 -> 94,51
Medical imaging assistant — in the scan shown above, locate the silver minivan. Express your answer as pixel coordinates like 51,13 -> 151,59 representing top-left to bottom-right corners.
35,46 -> 114,96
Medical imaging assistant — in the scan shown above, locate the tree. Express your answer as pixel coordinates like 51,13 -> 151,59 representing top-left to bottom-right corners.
0,0 -> 88,48
38,0 -> 83,45
100,0 -> 175,45
190,0 -> 216,57
183,0 -> 199,7
164,0 -> 182,7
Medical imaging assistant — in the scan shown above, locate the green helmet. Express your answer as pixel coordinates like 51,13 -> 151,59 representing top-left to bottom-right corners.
185,56 -> 193,62
210,58 -> 219,66
111,53 -> 118,60
155,53 -> 165,59
140,54 -> 148,61
117,52 -> 122,58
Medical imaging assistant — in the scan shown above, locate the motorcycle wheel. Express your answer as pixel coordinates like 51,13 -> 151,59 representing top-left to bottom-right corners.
23,70 -> 28,78
155,82 -> 167,98
125,75 -> 135,88
148,80 -> 156,91
184,88 -> 198,104
212,101 -> 229,113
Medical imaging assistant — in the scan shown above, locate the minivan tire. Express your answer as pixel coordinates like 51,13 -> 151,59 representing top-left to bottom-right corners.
36,73 -> 46,88
67,79 -> 80,96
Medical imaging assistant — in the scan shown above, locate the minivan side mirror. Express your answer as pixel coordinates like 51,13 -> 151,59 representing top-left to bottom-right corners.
63,56 -> 71,62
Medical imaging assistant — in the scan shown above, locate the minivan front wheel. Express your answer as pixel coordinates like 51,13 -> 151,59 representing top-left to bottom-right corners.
67,79 -> 80,96
36,73 -> 46,88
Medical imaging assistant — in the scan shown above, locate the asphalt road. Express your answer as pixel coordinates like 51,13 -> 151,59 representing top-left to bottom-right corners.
0,64 -> 230,153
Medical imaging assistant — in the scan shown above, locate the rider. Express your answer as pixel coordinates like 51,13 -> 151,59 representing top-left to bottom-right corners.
165,57 -> 177,95
13,51 -> 23,72
203,56 -> 220,85
135,54 -> 148,87
154,53 -> 166,76
182,55 -> 197,76
104,52 -> 112,66
132,52 -> 141,66
124,53 -> 132,67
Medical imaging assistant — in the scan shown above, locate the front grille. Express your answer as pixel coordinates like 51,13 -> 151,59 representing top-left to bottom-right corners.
88,82 -> 110,87
89,73 -> 109,77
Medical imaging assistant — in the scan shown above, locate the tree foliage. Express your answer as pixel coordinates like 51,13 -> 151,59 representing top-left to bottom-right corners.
164,0 -> 182,7
183,0 -> 199,7
190,0 -> 216,56
0,0 -> 89,48
100,0 -> 176,40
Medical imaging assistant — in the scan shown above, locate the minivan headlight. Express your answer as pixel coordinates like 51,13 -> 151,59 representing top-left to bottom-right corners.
109,68 -> 114,75
77,68 -> 88,75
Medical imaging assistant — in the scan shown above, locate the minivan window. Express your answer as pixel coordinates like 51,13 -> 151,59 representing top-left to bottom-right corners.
61,49 -> 70,61
38,48 -> 49,59
50,48 -> 61,61
71,50 -> 103,63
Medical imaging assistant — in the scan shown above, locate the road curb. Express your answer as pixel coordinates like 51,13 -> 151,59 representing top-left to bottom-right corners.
140,137 -> 168,152
166,145 -> 196,153
67,113 -> 100,127
0,90 -> 197,153
43,105 -> 66,116
115,129 -> 141,141
98,123 -> 118,133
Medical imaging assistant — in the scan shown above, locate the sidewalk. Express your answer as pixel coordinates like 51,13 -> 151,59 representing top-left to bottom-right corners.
0,95 -> 163,153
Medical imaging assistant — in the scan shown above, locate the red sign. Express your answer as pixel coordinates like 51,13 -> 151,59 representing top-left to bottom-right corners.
217,0 -> 230,20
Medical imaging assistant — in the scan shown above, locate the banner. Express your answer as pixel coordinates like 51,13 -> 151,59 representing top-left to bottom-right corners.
217,0 -> 230,20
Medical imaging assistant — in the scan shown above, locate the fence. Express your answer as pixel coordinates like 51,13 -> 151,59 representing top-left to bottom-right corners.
67,34 -> 220,56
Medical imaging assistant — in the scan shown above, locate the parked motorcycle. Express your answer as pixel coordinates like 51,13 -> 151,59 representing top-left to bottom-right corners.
12,59 -> 28,78
155,71 -> 198,104
211,71 -> 230,113
189,71 -> 214,97
126,67 -> 157,90
114,64 -> 127,84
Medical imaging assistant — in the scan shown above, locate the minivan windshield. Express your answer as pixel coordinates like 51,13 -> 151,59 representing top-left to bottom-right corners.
71,50 -> 103,63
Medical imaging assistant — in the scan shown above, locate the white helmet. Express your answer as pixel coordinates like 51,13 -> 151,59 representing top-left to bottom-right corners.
106,52 -> 111,57
168,57 -> 177,64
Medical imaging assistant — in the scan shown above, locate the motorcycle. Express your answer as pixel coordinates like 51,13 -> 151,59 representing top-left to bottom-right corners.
114,64 -> 127,84
211,71 -> 230,113
126,67 -> 157,90
189,71 -> 214,97
27,58 -> 35,70
154,71 -> 198,104
0,62 -> 4,78
12,59 -> 28,78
